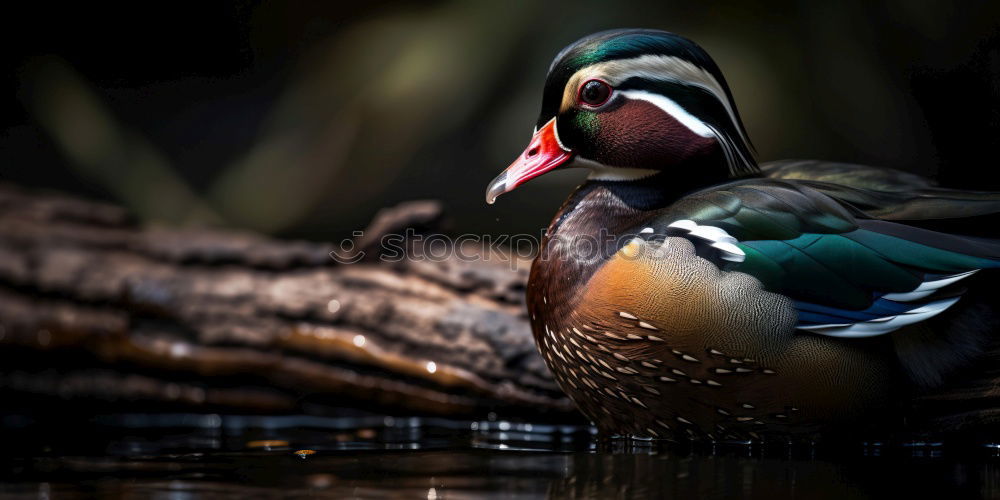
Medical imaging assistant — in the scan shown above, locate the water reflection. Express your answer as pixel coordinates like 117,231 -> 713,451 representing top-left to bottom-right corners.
0,414 -> 998,498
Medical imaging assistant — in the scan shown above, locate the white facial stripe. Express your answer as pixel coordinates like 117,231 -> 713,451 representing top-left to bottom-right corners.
534,117 -> 571,152
571,157 -> 657,180
585,164 -> 659,181
550,118 -> 570,152
560,54 -> 749,146
562,54 -> 726,111
619,90 -> 715,138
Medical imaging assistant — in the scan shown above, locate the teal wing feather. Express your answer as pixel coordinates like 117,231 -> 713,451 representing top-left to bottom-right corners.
655,177 -> 1000,337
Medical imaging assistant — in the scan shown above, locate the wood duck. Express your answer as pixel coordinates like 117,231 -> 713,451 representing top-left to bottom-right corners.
486,29 -> 1000,440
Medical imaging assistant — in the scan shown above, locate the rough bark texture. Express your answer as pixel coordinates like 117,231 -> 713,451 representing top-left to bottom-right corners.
0,184 -> 574,419
1,183 -> 999,432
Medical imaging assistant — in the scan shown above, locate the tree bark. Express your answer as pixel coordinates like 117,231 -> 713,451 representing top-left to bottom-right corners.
0,184 -> 574,419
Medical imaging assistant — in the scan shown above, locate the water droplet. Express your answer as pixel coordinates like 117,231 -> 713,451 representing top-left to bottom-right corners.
327,299 -> 341,313
353,335 -> 366,347
426,361 -> 437,374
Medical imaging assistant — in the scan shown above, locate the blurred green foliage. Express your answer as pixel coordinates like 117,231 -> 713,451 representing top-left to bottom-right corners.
4,0 -> 1000,239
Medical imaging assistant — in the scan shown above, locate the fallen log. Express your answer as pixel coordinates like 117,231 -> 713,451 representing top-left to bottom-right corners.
0,184 -> 574,419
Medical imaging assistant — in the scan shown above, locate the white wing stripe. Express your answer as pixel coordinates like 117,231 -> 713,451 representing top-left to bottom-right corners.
799,297 -> 961,338
664,219 -> 745,263
882,270 -> 978,302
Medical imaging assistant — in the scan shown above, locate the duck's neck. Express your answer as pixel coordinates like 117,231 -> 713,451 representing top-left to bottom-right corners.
541,172 -> 680,260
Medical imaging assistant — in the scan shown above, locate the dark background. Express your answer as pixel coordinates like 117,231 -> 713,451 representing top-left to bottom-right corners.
2,1 -> 999,240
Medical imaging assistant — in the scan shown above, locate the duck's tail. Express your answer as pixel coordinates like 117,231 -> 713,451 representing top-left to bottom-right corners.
822,184 -> 1000,238
762,159 -> 1000,236
892,280 -> 998,390
867,219 -> 1000,390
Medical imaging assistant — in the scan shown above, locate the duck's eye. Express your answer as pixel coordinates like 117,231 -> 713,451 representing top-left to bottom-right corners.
578,79 -> 612,107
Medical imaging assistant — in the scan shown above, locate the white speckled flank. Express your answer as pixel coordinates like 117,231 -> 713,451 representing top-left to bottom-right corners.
529,273 -> 790,438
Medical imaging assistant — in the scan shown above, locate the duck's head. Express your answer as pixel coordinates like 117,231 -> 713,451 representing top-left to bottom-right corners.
486,29 -> 756,204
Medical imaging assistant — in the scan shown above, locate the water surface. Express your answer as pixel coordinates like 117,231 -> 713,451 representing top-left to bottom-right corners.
1,414 -> 997,498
